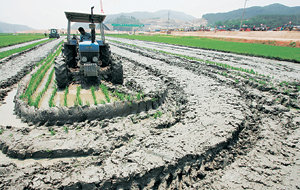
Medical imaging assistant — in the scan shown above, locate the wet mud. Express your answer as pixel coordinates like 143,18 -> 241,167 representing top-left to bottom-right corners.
0,37 -> 299,189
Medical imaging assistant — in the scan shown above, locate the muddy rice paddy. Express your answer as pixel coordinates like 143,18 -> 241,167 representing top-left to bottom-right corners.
0,36 -> 299,189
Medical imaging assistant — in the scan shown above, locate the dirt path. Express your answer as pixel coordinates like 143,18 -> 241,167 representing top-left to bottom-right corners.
0,37 -> 299,189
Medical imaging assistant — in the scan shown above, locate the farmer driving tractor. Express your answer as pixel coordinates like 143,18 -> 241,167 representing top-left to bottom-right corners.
78,27 -> 91,42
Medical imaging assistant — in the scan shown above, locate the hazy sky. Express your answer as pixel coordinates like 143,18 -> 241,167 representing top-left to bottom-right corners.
0,0 -> 299,29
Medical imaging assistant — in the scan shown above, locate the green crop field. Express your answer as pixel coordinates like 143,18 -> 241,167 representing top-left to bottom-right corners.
0,33 -> 45,48
0,39 -> 52,59
107,34 -> 300,62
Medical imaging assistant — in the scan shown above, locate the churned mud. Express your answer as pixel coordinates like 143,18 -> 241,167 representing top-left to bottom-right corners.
0,36 -> 299,189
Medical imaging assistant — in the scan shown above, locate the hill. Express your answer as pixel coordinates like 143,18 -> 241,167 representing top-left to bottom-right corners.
216,14 -> 300,29
203,3 -> 300,25
73,10 -> 203,31
105,10 -> 196,24
0,21 -> 33,33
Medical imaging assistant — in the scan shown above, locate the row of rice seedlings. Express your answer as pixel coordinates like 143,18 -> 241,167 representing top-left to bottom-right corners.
100,84 -> 110,103
74,86 -> 82,106
48,82 -> 57,107
90,86 -> 98,105
32,68 -> 55,108
64,87 -> 69,107
21,45 -> 61,103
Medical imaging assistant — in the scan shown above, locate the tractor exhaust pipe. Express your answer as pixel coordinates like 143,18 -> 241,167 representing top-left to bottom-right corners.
90,6 -> 96,43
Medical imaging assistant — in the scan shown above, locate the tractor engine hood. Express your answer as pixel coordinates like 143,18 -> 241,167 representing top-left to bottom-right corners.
79,41 -> 100,52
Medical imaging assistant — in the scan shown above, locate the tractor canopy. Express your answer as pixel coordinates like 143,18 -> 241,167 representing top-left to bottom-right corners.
64,12 -> 106,23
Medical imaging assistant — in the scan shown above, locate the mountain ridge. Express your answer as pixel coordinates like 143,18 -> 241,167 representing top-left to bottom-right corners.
203,3 -> 300,25
0,21 -> 33,33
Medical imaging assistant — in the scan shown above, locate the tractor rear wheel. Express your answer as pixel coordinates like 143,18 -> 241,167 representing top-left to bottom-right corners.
100,44 -> 112,67
55,59 -> 69,89
110,61 -> 123,84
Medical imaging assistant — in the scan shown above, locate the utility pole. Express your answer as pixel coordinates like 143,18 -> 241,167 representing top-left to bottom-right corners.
240,0 -> 248,30
100,0 -> 104,14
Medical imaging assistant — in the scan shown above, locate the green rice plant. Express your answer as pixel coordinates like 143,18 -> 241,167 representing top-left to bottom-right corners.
100,100 -> 106,104
64,87 -> 69,107
153,111 -> 162,119
32,68 -> 55,108
49,83 -> 57,107
0,128 -> 3,135
100,84 -> 110,103
90,86 -> 98,105
76,86 -> 82,106
279,81 -> 289,87
21,44 -> 62,104
136,92 -> 144,100
114,90 -> 125,101
235,79 -> 239,84
63,126 -> 69,133
49,129 -> 56,136
126,94 -> 132,102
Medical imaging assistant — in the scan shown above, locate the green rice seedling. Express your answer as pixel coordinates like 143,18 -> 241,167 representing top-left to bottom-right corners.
114,90 -> 125,101
22,44 -> 61,104
32,68 -> 55,108
100,84 -> 110,103
50,129 -> 56,136
64,87 -> 69,107
100,100 -> 106,104
126,94 -> 132,102
86,101 -> 90,106
76,86 -> 82,106
0,128 -> 3,135
235,79 -> 239,84
49,83 -> 57,107
63,126 -> 69,133
153,111 -> 162,119
90,86 -> 98,105
136,92 -> 143,100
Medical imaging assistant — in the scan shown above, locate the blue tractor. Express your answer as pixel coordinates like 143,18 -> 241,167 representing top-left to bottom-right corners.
55,7 -> 123,89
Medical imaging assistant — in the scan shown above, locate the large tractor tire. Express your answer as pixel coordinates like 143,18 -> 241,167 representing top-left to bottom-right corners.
55,59 -> 69,89
63,44 -> 77,68
100,44 -> 112,67
110,61 -> 123,84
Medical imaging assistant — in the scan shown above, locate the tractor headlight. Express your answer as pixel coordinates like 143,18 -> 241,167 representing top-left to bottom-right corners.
81,56 -> 87,62
92,56 -> 98,62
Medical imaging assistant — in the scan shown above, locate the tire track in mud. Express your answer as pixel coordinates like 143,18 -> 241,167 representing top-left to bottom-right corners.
108,41 -> 300,189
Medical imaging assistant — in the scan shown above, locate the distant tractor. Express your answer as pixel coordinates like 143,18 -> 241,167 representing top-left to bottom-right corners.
49,29 -> 60,39
55,6 -> 123,89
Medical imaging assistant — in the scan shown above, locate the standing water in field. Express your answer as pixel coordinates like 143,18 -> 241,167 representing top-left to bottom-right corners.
0,88 -> 28,128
